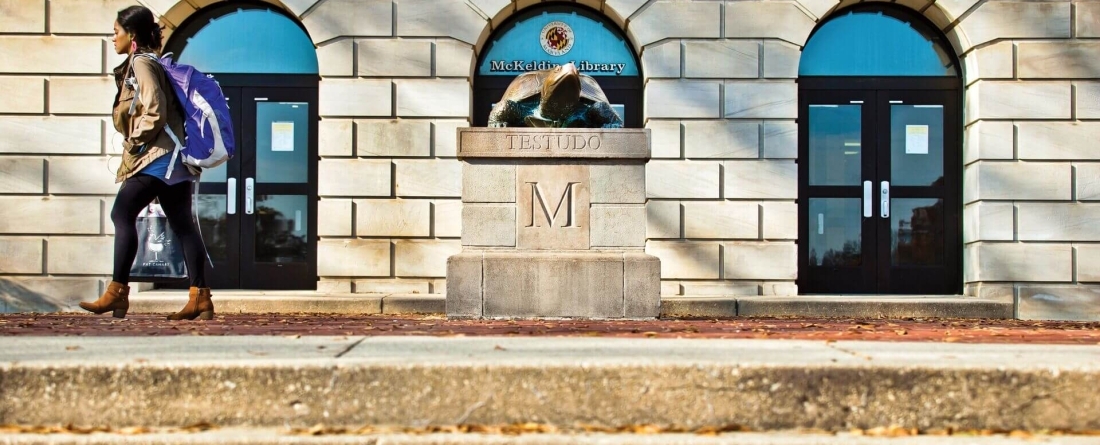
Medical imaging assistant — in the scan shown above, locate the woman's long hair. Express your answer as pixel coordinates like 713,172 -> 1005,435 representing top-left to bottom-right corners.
117,6 -> 162,52
113,6 -> 163,81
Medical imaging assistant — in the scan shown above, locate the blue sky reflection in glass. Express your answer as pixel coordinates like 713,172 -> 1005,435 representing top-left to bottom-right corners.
799,11 -> 956,77
179,8 -> 318,74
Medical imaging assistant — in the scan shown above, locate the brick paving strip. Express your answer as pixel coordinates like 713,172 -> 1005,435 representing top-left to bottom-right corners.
1,314 -> 1098,344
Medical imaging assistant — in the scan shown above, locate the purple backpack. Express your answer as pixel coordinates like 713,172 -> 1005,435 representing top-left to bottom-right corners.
135,53 -> 234,173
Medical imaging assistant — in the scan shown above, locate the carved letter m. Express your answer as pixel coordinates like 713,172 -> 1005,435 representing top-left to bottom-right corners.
526,182 -> 581,228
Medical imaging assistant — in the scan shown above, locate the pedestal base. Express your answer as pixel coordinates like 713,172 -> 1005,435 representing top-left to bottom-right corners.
446,251 -> 660,319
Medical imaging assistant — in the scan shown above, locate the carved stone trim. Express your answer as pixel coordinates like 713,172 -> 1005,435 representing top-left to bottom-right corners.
458,128 -> 651,159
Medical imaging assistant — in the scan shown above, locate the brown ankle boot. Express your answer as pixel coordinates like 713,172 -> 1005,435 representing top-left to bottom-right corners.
167,287 -> 214,321
79,281 -> 130,318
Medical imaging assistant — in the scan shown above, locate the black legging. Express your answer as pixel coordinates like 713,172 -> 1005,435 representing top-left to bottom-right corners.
112,175 -> 207,287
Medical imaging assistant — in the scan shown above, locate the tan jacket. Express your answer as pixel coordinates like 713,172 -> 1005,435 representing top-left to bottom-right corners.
112,54 -> 195,183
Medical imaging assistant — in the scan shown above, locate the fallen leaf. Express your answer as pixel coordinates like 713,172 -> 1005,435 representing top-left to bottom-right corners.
629,424 -> 662,434
180,422 -> 216,432
501,422 -> 555,434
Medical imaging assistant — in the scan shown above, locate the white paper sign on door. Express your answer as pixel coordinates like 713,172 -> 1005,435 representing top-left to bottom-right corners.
905,125 -> 928,155
272,121 -> 294,152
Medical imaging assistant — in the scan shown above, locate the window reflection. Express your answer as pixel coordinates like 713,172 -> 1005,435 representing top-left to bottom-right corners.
255,195 -> 308,263
809,105 -> 861,186
800,9 -> 957,76
809,198 -> 862,267
199,162 -> 227,183
177,8 -> 318,74
256,102 -> 309,184
892,198 -> 943,266
891,105 -> 944,187
196,195 -> 227,262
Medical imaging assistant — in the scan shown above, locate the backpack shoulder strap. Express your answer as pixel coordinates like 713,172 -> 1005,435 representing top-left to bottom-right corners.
132,53 -> 166,85
133,53 -> 186,130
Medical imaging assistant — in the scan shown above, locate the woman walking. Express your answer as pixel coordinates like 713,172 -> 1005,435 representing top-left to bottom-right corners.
79,5 -> 213,320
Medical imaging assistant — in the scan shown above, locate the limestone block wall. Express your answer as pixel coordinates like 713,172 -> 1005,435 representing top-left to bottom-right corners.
1,0 -> 1099,317
634,0 -> 804,297
628,0 -> 1100,315
0,0 -> 132,311
304,0 -> 472,294
958,0 -> 1100,319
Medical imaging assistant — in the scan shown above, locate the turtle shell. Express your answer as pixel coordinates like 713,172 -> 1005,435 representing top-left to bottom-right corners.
499,68 -> 611,105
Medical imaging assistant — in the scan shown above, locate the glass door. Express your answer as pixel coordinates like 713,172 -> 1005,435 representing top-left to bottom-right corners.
239,88 -> 317,289
799,85 -> 960,294
800,90 -> 878,293
876,90 -> 960,294
195,88 -> 243,289
192,86 -> 318,290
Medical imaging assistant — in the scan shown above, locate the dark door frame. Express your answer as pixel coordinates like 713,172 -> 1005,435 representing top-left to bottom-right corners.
797,76 -> 963,294
238,84 -> 318,290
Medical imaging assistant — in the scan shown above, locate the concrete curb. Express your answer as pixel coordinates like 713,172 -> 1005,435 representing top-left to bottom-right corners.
381,295 -> 446,315
124,293 -> 1014,319
2,337 -> 1098,432
659,296 -> 739,318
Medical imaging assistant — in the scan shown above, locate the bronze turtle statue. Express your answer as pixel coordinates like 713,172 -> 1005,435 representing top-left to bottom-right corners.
488,62 -> 624,128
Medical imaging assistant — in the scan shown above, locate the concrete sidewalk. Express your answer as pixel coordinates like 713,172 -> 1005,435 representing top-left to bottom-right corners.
2,429 -> 1099,444
2,336 -> 1099,434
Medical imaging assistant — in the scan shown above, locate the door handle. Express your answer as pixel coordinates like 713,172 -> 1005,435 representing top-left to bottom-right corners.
245,178 -> 255,215
880,181 -> 890,218
227,178 -> 237,215
863,181 -> 872,218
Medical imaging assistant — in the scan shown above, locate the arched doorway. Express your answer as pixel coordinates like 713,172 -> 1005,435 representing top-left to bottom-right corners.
797,5 -> 962,294
473,4 -> 642,127
165,3 -> 319,290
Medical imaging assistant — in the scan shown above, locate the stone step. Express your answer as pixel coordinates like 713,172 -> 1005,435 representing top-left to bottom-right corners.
128,292 -> 1012,319
129,291 -> 444,315
1,429 -> 1096,444
663,295 -> 1014,319
3,337 -> 1098,433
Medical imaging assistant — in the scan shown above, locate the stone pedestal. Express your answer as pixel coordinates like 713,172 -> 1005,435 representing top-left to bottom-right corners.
446,128 -> 660,319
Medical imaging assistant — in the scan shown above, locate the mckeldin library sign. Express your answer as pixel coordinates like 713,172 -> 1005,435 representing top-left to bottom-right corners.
446,128 -> 661,319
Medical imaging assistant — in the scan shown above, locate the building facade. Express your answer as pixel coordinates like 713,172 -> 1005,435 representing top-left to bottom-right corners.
0,0 -> 1096,320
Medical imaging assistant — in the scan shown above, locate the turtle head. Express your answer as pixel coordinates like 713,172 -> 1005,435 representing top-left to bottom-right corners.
539,62 -> 581,121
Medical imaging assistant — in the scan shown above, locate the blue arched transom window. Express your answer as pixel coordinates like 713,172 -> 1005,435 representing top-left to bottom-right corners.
799,7 -> 957,77
169,5 -> 317,74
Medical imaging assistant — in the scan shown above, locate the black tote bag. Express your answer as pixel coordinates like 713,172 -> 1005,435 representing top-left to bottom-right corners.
129,203 -> 188,281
